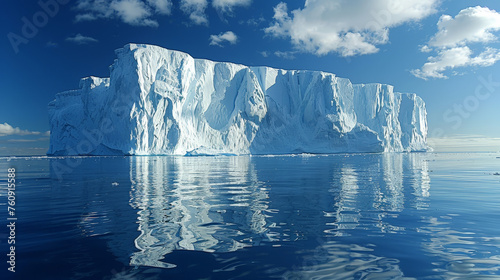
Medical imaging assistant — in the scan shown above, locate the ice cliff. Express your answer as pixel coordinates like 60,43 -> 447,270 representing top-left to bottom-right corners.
48,44 -> 428,155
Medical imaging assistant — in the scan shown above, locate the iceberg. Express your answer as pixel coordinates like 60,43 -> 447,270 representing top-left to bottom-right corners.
48,44 -> 428,155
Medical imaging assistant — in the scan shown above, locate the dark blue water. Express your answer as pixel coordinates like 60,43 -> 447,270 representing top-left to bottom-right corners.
1,153 -> 500,279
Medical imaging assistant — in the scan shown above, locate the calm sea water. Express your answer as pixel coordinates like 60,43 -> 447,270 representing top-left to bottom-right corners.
1,153 -> 500,280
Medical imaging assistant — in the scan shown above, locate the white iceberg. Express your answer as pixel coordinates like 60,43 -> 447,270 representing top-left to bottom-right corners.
48,44 -> 428,155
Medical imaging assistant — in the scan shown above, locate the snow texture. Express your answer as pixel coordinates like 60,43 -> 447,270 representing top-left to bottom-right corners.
48,44 -> 428,155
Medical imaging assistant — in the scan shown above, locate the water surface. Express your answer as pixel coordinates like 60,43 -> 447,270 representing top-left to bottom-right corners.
1,153 -> 500,279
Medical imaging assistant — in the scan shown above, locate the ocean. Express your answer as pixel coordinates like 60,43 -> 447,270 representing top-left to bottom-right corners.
1,153 -> 500,279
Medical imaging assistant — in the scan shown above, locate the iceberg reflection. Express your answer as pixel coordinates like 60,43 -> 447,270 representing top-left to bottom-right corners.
328,153 -> 430,234
127,154 -> 433,270
129,156 -> 269,268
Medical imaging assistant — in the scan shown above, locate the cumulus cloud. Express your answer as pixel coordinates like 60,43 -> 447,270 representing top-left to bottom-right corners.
74,0 -> 172,27
66,33 -> 98,44
209,31 -> 238,46
147,0 -> 172,15
212,0 -> 251,14
180,0 -> 208,25
111,0 -> 156,26
265,0 -> 438,57
0,123 -> 41,137
420,45 -> 432,53
411,47 -> 500,79
429,6 -> 500,48
413,6 -> 500,80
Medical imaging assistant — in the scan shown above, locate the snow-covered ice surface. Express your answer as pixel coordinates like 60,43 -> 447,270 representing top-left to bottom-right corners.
48,44 -> 428,156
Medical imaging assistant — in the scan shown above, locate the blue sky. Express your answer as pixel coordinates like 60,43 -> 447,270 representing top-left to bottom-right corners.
1,0 -> 500,155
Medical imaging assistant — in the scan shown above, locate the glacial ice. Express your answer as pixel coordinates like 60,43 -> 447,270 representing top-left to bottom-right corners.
48,43 -> 428,155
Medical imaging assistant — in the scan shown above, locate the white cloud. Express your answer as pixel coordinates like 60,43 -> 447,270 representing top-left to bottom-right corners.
147,0 -> 172,15
110,0 -> 156,26
0,123 -> 41,137
429,6 -> 500,48
243,17 -> 265,26
74,0 -> 111,21
75,13 -> 98,22
420,45 -> 432,53
74,0 -> 173,27
412,47 -> 500,80
209,31 -> 238,46
73,0 -> 251,26
274,50 -> 297,60
180,0 -> 208,25
212,0 -> 251,14
412,47 -> 470,79
413,6 -> 500,80
66,33 -> 98,44
265,0 -> 438,57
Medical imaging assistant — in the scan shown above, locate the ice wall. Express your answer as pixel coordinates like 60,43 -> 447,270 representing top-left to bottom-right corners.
48,44 -> 428,155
